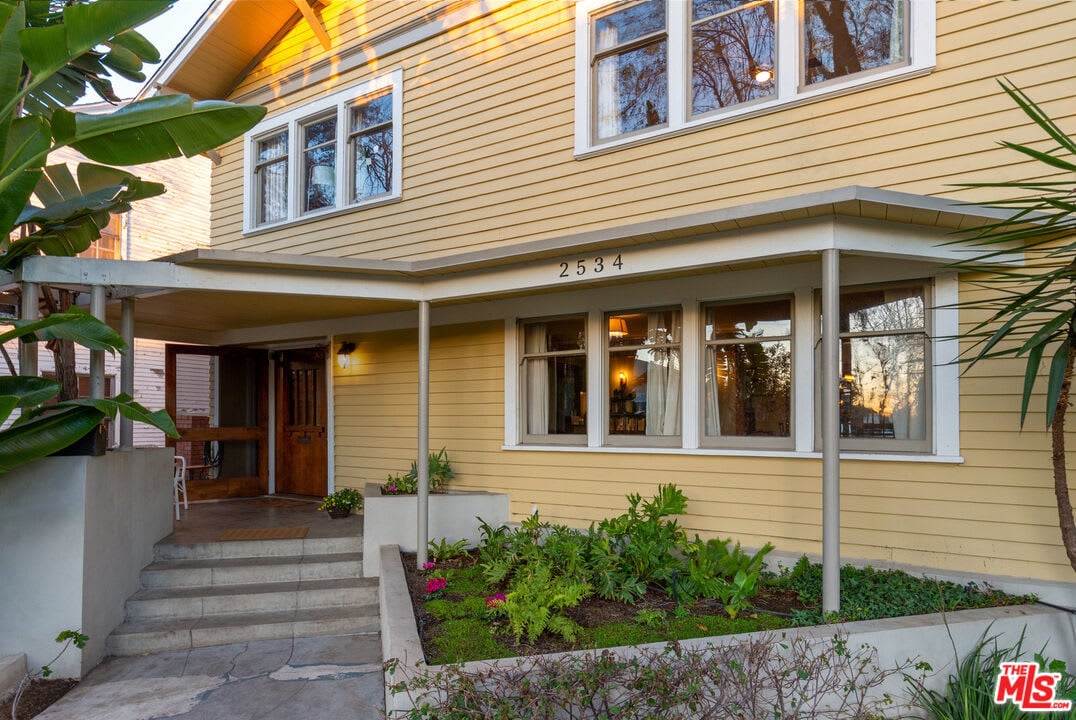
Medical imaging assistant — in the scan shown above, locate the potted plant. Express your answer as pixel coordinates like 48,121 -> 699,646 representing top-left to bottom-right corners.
318,488 -> 363,519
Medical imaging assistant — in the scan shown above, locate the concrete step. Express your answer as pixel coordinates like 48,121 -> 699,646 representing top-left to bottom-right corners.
140,552 -> 364,589
125,577 -> 379,620
154,535 -> 362,561
106,604 -> 380,656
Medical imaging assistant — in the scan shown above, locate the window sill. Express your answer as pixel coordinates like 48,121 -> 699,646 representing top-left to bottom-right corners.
501,444 -> 964,464
574,64 -> 935,161
242,194 -> 401,237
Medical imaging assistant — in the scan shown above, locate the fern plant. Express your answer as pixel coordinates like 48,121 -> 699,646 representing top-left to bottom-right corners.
492,564 -> 591,644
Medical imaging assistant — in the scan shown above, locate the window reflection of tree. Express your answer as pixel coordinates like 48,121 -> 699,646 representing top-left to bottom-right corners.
691,0 -> 775,115
351,93 -> 393,200
594,0 -> 668,139
839,289 -> 925,440
804,0 -> 904,85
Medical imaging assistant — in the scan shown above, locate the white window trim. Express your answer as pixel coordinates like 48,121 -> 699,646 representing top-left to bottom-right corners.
242,69 -> 403,235
504,274 -> 960,460
573,0 -> 936,157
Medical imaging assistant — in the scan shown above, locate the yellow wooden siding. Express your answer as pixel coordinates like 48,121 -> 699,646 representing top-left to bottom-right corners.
332,314 -> 1074,584
209,1 -> 1075,260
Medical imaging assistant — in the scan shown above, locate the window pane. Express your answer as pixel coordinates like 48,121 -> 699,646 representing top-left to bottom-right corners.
523,318 -> 586,354
707,299 -> 790,341
523,356 -> 587,435
608,309 -> 680,347
609,346 -> 681,436
840,334 -> 926,440
257,131 -> 287,162
704,340 -> 790,437
258,159 -> 288,224
352,92 -> 392,131
304,146 -> 336,212
840,285 -> 923,333
804,0 -> 906,86
691,0 -> 775,115
353,128 -> 392,199
595,0 -> 665,52
304,117 -> 336,148
596,41 -> 668,140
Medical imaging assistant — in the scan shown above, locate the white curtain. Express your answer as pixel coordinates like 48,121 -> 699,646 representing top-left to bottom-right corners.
645,313 -> 681,436
889,338 -> 925,440
890,0 -> 906,63
259,133 -> 288,224
596,25 -> 620,139
524,324 -> 548,434
704,346 -> 721,436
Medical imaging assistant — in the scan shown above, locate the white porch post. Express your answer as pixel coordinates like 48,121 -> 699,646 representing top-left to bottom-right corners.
18,282 -> 38,376
119,297 -> 135,450
821,249 -> 841,615
89,285 -> 106,399
416,300 -> 431,566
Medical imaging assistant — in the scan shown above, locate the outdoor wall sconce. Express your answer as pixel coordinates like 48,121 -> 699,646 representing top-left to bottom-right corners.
337,341 -> 357,369
609,318 -> 628,339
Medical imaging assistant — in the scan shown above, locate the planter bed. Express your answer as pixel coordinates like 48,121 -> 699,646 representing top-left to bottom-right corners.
381,546 -> 1074,717
400,551 -> 803,664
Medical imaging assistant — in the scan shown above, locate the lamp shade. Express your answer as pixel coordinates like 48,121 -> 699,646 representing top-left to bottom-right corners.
609,318 -> 628,338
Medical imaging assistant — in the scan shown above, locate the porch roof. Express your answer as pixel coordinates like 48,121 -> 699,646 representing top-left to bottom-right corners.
4,186 -> 1014,344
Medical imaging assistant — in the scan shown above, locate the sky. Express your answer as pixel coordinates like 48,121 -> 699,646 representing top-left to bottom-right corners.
108,0 -> 215,100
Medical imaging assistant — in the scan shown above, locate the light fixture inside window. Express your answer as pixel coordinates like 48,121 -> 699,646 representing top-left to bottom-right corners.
753,65 -> 774,83
609,318 -> 628,338
337,341 -> 357,369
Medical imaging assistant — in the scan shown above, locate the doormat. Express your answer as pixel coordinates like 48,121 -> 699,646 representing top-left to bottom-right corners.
248,497 -> 318,509
218,527 -> 309,541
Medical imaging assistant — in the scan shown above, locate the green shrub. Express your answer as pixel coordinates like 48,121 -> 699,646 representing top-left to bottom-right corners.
492,564 -> 591,644
907,629 -> 1075,720
406,447 -> 454,491
776,557 -> 1036,625
428,537 -> 469,562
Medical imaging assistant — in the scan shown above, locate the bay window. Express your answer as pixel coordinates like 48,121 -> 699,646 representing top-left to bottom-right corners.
576,0 -> 934,152
243,70 -> 402,233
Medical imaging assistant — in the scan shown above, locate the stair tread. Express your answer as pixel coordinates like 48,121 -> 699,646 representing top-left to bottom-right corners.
112,603 -> 380,636
130,576 -> 376,601
144,552 -> 363,572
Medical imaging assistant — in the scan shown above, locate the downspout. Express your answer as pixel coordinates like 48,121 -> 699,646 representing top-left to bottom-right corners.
416,300 -> 431,566
821,249 -> 841,615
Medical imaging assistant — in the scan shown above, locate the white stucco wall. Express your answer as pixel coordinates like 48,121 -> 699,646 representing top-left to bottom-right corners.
363,484 -> 510,577
0,449 -> 173,678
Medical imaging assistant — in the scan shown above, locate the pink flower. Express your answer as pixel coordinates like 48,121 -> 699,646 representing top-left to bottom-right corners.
385,484 -> 398,494
425,577 -> 447,595
422,562 -> 436,571
485,592 -> 506,609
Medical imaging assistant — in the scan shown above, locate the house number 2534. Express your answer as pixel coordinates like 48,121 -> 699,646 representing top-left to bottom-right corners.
558,254 -> 623,279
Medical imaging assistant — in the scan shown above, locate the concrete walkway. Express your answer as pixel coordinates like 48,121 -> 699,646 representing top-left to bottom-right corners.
36,632 -> 385,720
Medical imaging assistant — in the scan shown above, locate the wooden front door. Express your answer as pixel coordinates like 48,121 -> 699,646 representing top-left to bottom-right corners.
165,345 -> 269,500
274,347 -> 328,496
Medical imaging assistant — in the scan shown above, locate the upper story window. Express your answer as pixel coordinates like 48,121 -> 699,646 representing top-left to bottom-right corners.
81,214 -> 123,259
575,0 -> 934,154
243,69 -> 402,234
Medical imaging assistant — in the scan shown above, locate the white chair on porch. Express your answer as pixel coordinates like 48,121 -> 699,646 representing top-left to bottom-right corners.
173,455 -> 188,520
